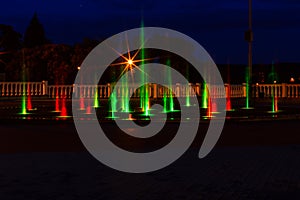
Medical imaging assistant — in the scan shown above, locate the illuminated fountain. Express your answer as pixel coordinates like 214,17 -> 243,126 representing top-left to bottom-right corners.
21,83 -> 27,115
226,63 -> 233,111
20,51 -> 28,115
272,94 -> 278,113
100,22 -> 206,121
19,49 -> 33,115
270,62 -> 279,113
200,81 -> 212,119
245,66 -> 250,109
78,67 -> 86,111
94,85 -> 99,108
108,91 -> 118,119
202,82 -> 208,108
107,54 -> 135,119
121,67 -> 130,113
106,22 -> 157,119
163,89 -> 168,113
162,86 -> 178,114
27,84 -> 32,110
55,87 -> 60,112
80,96 -> 85,110
211,96 -> 217,114
139,21 -> 150,116
207,96 -> 212,118
59,90 -> 68,117
86,99 -> 92,115
204,86 -> 217,119
185,85 -> 191,107
226,87 -> 232,111
60,96 -> 67,117
242,66 -> 254,110
185,66 -> 191,107
164,59 -> 174,112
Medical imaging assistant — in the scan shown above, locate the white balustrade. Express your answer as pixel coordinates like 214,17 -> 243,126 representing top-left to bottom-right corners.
1,82 -> 300,99
0,82 -> 47,97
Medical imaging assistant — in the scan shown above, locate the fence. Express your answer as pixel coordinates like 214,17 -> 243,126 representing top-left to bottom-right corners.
252,84 -> 300,98
1,81 -> 300,99
0,81 -> 47,96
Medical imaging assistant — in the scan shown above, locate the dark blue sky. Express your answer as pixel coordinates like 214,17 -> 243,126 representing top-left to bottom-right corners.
1,0 -> 299,64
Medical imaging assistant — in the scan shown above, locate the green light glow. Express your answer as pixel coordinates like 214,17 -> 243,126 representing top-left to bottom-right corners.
166,59 -> 174,112
121,82 -> 125,111
186,86 -> 190,107
163,89 -> 167,113
272,66 -> 275,112
202,82 -> 208,108
121,71 -> 130,112
94,86 -> 99,108
109,90 -> 117,119
21,83 -> 27,114
140,20 -> 150,116
245,66 -> 250,109
185,65 -> 190,106
140,20 -> 144,110
21,54 -> 27,115
272,95 -> 275,112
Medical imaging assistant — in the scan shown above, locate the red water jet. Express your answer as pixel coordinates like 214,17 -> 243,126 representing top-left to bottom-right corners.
27,84 -> 32,110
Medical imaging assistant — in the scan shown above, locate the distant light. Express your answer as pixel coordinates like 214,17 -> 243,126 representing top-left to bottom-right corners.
274,80 -> 277,84
128,59 -> 133,65
77,66 -> 81,70
256,83 -> 259,86
290,77 -> 295,83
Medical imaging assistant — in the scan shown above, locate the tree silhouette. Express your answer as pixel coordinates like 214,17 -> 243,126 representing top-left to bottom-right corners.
23,13 -> 49,48
0,24 -> 22,51
0,24 -> 22,77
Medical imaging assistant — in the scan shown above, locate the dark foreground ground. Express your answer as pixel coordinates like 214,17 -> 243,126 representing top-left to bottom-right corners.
0,146 -> 299,199
0,119 -> 299,199
0,98 -> 300,199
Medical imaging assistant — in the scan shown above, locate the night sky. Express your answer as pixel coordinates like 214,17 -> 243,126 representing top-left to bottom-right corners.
1,0 -> 299,64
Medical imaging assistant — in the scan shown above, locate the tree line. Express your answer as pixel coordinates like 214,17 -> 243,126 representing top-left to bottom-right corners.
0,13 -> 100,84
